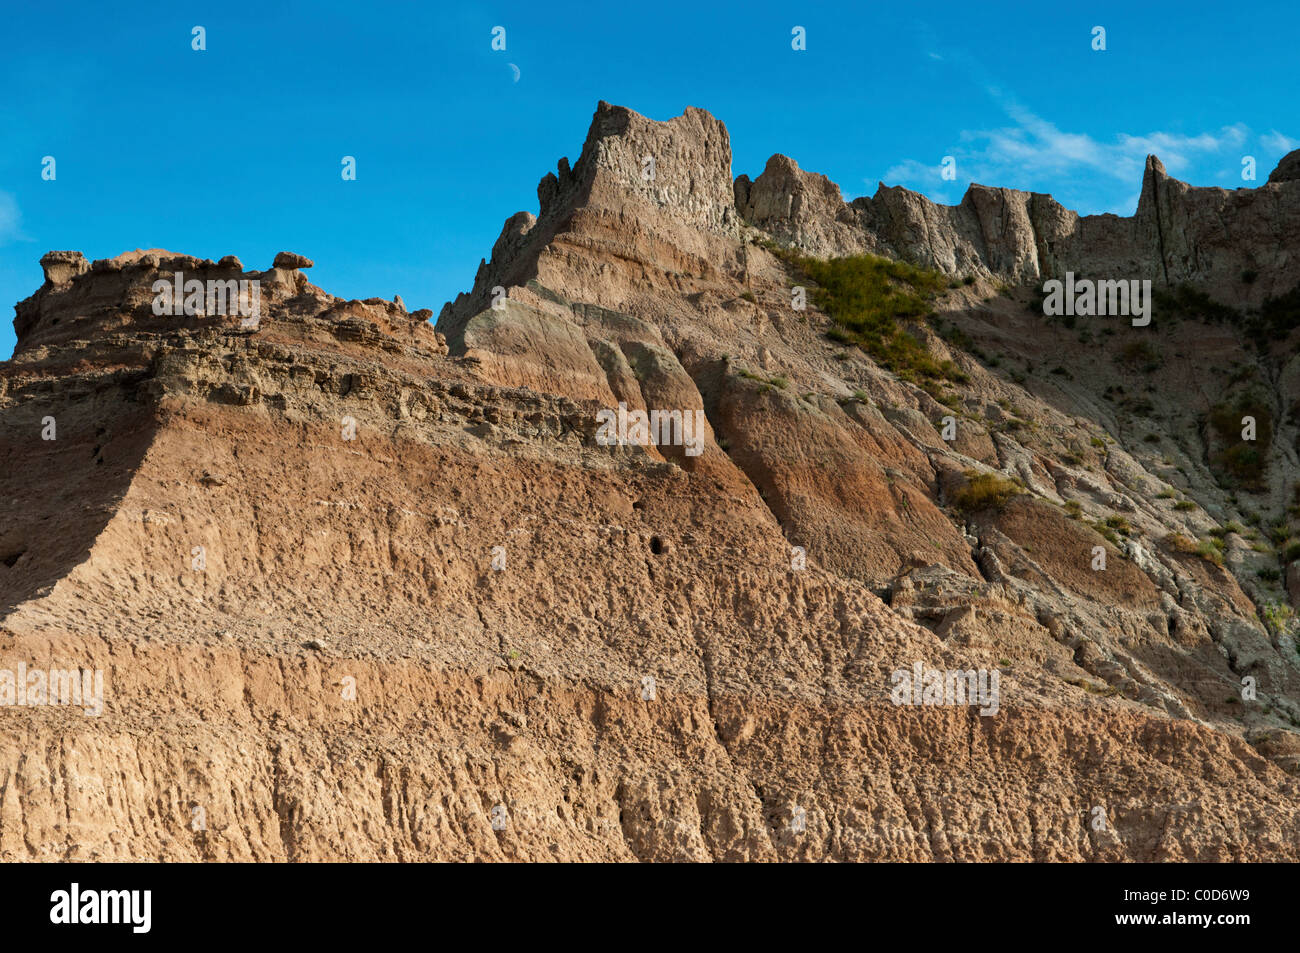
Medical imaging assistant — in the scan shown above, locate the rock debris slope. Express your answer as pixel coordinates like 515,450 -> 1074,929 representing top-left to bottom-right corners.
3,102 -> 1299,860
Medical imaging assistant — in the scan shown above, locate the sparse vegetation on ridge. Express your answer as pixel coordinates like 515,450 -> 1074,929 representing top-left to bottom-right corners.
766,244 -> 965,384
1163,532 -> 1226,567
1151,283 -> 1241,325
1208,395 -> 1272,490
736,367 -> 789,391
953,471 -> 1025,513
1151,281 -> 1300,350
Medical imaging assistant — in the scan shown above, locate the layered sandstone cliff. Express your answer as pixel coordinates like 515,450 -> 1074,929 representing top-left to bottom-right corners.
2,102 -> 1299,860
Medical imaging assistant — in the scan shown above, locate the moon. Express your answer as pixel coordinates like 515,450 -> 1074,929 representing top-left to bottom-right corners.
508,62 -> 520,83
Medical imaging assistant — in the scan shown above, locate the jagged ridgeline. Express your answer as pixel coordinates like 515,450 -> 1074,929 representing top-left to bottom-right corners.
4,101 -> 1300,860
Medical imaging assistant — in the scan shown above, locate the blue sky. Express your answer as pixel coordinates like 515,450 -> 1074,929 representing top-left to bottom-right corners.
2,0 -> 1296,359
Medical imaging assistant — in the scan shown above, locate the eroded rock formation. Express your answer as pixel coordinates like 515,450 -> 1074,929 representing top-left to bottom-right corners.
3,102 -> 1299,861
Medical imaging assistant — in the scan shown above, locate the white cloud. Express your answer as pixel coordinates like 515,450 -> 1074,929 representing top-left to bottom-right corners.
973,99 -> 1245,183
873,91 -> 1256,214
0,193 -> 31,245
1261,130 -> 1298,154
876,159 -> 960,205
880,157 -> 939,184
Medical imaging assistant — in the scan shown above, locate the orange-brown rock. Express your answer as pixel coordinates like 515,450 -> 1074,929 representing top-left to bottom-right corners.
3,102 -> 1299,861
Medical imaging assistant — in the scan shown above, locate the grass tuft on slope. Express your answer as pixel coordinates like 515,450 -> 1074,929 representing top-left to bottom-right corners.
768,244 -> 964,383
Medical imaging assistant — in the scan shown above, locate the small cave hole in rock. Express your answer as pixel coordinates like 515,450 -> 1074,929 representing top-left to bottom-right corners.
650,536 -> 666,555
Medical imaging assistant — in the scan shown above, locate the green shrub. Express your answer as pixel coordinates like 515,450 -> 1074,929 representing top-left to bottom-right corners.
1227,364 -> 1257,386
771,248 -> 959,383
1258,283 -> 1300,338
1105,514 -> 1132,536
1116,340 -> 1162,372
1196,539 -> 1225,567
738,368 -> 788,390
1091,522 -> 1121,547
1206,395 -> 1271,490
937,322 -> 973,351
1262,601 -> 1295,635
1151,284 -> 1241,324
921,381 -> 961,410
1209,522 -> 1244,538
953,471 -> 1025,514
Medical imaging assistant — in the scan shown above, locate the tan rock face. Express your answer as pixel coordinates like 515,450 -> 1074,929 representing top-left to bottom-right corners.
39,250 -> 91,286
3,103 -> 1299,861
